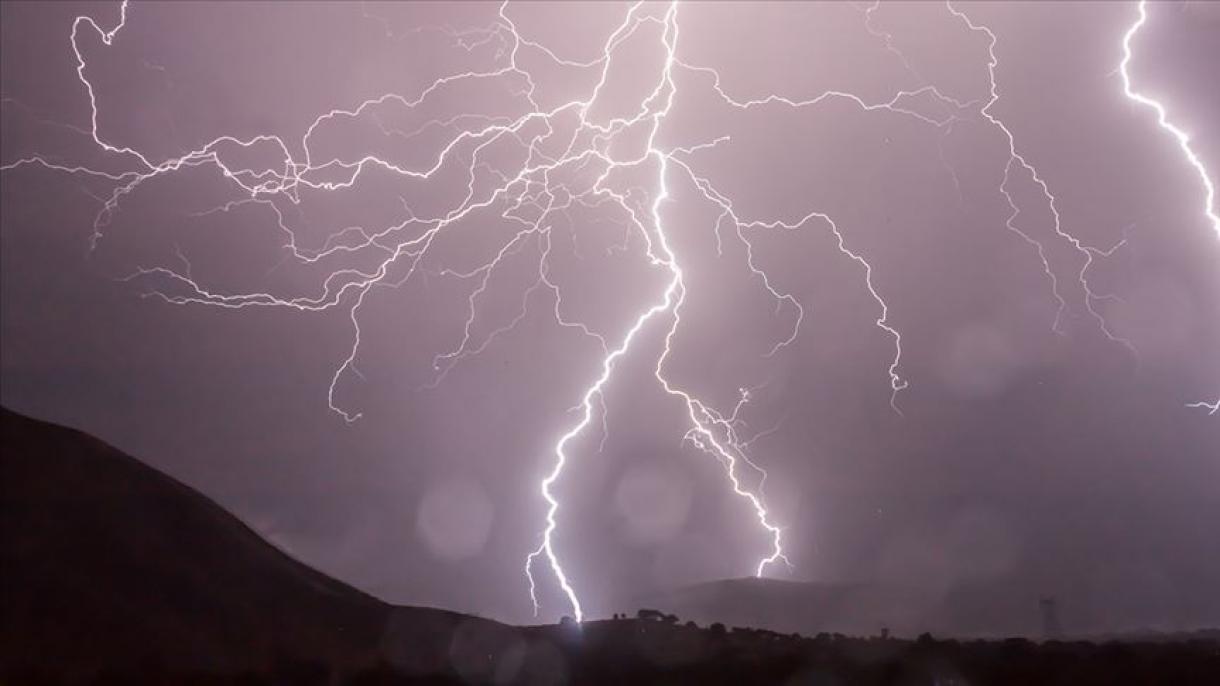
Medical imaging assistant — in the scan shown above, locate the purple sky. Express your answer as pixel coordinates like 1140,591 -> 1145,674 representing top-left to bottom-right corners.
2,1 -> 1217,632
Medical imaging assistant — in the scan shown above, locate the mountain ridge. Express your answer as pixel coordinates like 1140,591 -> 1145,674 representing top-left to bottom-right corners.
630,573 -> 1045,639
0,405 -> 503,679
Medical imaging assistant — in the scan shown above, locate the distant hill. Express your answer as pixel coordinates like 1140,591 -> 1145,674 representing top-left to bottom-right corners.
632,576 -> 1045,639
0,406 -> 510,681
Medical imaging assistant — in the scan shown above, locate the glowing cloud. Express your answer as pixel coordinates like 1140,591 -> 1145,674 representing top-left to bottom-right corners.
3,0 -> 1216,627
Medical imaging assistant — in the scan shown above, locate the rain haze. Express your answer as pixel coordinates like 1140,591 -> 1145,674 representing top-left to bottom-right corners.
2,0 -> 1218,639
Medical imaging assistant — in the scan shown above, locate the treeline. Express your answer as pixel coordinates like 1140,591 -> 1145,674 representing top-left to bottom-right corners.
8,616 -> 1219,685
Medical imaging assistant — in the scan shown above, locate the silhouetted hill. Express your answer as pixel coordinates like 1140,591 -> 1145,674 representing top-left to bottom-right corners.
632,576 -> 1042,638
0,406 -> 509,682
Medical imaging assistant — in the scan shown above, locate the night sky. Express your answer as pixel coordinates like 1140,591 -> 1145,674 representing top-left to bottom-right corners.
1,1 -> 1217,632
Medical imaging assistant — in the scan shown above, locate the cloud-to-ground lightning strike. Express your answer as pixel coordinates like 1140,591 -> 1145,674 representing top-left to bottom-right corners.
523,3 -> 689,621
1118,0 -> 1220,416
3,0 -> 1217,624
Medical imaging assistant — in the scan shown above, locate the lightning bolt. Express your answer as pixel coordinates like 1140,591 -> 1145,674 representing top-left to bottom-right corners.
3,0 -> 1217,628
946,2 -> 1135,352
1185,400 -> 1219,416
1118,0 -> 1220,415
524,3 -> 792,621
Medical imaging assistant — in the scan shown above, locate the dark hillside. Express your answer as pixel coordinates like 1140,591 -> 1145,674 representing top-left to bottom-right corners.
0,406 -> 391,677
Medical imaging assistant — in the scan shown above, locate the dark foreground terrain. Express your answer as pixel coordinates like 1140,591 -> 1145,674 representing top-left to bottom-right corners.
2,407 -> 1218,685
